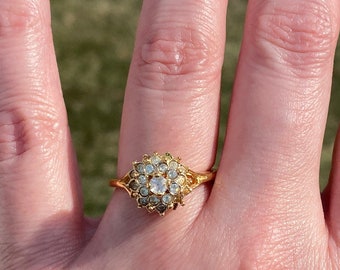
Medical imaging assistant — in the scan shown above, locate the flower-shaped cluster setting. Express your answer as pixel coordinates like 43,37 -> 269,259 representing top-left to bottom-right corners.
125,153 -> 188,215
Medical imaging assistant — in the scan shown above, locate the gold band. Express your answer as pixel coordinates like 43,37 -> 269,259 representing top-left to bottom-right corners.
110,152 -> 216,216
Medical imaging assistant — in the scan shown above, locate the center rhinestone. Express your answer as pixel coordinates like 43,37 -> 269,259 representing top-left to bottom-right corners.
125,153 -> 191,215
150,176 -> 168,195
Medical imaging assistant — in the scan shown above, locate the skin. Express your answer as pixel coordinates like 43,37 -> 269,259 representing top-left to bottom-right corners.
0,0 -> 339,269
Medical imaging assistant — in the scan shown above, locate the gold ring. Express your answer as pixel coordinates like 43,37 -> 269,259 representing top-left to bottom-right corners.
110,152 -> 216,216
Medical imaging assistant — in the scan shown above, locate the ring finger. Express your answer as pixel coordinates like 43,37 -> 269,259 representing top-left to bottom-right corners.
98,0 -> 227,242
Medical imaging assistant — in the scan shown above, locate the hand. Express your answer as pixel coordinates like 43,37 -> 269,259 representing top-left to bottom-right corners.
1,0 -> 340,269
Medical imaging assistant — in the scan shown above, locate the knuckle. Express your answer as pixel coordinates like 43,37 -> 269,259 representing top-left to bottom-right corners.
0,0 -> 45,36
134,27 -> 223,92
0,98 -> 65,164
252,1 -> 339,72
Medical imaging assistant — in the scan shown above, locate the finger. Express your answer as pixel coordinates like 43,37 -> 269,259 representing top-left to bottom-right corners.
0,0 -> 83,263
94,0 -> 227,246
117,0 -> 226,212
118,0 -> 227,173
210,0 -> 339,238
323,126 -> 340,243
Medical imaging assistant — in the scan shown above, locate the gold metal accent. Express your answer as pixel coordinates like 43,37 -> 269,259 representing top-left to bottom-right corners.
110,152 -> 216,216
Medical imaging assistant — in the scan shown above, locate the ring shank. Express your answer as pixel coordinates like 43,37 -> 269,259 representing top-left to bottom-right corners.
184,169 -> 216,194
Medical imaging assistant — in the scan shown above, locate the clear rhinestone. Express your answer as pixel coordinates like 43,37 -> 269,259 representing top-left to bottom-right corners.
137,175 -> 147,185
145,164 -> 155,175
169,160 -> 178,170
129,180 -> 139,191
135,163 -> 145,174
150,176 -> 168,195
158,163 -> 168,173
149,195 -> 160,205
138,197 -> 148,206
162,194 -> 172,204
139,187 -> 149,197
169,182 -> 180,195
150,154 -> 161,165
129,170 -> 139,178
156,204 -> 167,214
175,174 -> 186,185
167,169 -> 178,180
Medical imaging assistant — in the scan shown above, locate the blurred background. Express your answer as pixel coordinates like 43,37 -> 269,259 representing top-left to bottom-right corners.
51,0 -> 340,216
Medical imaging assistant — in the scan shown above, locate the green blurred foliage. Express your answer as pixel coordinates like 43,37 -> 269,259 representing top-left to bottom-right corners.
51,0 -> 339,216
